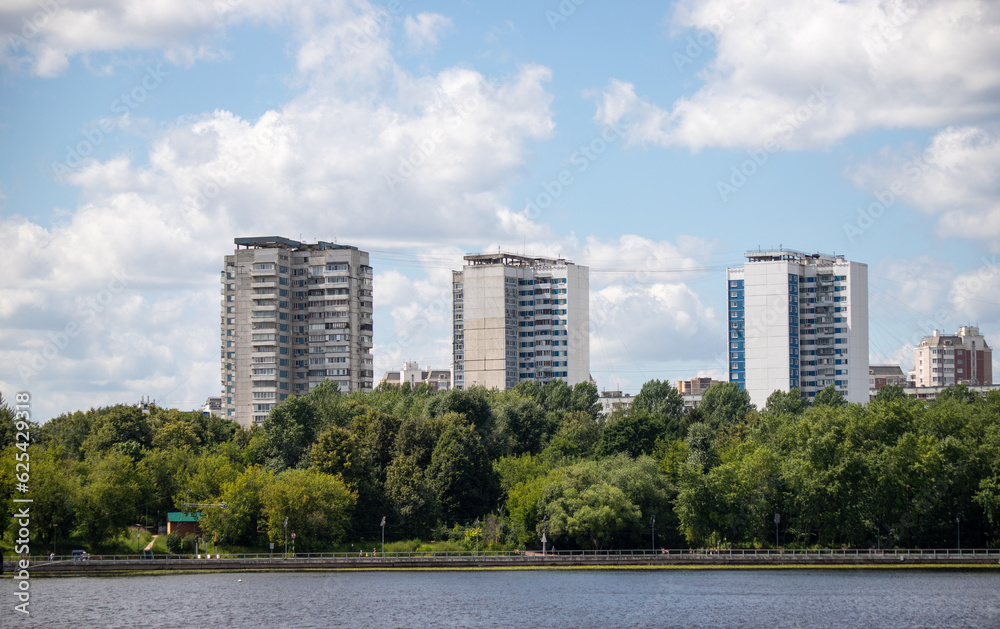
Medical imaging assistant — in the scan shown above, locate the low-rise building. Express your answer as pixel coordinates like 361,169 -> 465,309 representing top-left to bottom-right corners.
676,377 -> 722,396
201,397 -> 222,416
380,361 -> 452,391
166,512 -> 203,536
869,365 -> 906,398
599,390 -> 634,416
904,384 -> 1000,402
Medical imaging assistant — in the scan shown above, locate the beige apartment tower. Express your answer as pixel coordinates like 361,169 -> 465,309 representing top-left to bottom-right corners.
909,326 -> 992,388
221,237 -> 374,428
452,252 -> 589,391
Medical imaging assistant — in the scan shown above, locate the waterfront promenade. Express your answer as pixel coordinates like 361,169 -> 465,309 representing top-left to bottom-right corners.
5,548 -> 1000,576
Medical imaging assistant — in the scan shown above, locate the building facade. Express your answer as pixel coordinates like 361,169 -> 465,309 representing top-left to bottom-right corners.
727,249 -> 869,407
598,390 -> 634,416
676,377 -> 723,396
221,237 -> 374,428
909,327 -> 993,388
452,252 -> 589,390
380,361 -> 452,391
869,364 -> 906,398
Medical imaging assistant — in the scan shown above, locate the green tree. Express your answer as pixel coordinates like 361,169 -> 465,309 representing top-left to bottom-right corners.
872,384 -> 907,404
262,469 -> 356,551
385,454 -> 437,538
25,446 -> 78,546
495,398 -> 551,456
259,396 -> 323,470
812,385 -> 847,408
542,411 -> 603,460
632,379 -> 685,420
934,384 -> 979,405
494,453 -> 551,500
698,382 -> 754,428
152,418 -> 200,450
0,394 -> 18,450
570,381 -> 601,418
34,410 -> 92,460
393,415 -> 448,468
310,425 -> 363,486
143,447 -> 197,525
81,405 -> 153,457
427,387 -> 495,445
538,463 -> 641,550
427,419 -> 497,523
200,465 -> 273,546
75,450 -> 154,547
506,475 -> 546,546
597,410 -> 664,458
684,422 -> 716,471
176,452 -> 240,510
763,388 -> 808,417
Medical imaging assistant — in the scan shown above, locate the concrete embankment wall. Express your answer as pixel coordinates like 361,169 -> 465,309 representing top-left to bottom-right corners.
5,552 -> 1000,576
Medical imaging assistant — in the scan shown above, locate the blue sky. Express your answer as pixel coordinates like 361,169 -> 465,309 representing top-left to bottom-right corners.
2,0 -> 999,420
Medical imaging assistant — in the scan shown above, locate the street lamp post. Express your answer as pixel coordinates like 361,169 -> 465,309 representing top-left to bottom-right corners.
956,514 -> 961,552
774,513 -> 780,550
284,517 -> 288,559
380,516 -> 386,558
540,516 -> 548,557
650,514 -> 656,551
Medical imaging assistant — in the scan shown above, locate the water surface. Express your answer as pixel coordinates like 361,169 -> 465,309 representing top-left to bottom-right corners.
6,569 -> 999,628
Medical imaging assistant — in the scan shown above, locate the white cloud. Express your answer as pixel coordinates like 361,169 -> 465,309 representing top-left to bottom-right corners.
0,1 -> 556,420
0,0 -> 405,77
849,126 -> 1000,250
868,255 -> 1000,372
596,0 -> 1000,150
404,13 -> 453,51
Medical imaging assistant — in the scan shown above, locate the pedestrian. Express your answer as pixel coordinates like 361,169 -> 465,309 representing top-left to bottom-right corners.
373,547 -> 377,557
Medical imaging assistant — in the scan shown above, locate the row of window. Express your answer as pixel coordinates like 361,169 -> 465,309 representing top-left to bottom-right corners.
518,320 -> 569,327
518,278 -> 568,286
519,351 -> 569,357
519,371 -> 570,378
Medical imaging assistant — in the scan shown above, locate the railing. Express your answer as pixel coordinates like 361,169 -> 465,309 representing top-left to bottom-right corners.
9,548 -> 999,564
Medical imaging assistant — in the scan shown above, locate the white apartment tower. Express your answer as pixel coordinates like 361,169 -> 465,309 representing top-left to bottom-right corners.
453,252 -> 589,390
727,249 -> 869,407
221,237 -> 374,428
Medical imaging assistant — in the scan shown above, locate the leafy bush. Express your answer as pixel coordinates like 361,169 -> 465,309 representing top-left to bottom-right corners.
165,532 -> 182,553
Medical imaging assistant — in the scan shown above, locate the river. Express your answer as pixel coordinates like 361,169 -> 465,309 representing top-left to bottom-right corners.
6,569 -> 999,628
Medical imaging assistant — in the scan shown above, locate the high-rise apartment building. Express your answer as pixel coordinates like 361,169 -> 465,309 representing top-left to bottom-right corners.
909,327 -> 992,387
452,252 -> 589,390
727,249 -> 869,407
221,237 -> 374,428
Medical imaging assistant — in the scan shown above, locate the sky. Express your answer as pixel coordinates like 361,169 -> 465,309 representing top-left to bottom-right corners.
2,0 -> 1000,421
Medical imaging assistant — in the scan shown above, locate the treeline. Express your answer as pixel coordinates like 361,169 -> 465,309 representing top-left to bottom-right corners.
2,381 -> 999,552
